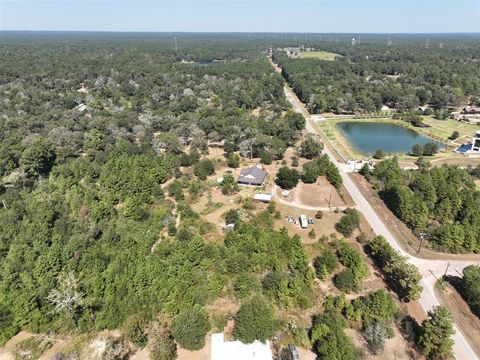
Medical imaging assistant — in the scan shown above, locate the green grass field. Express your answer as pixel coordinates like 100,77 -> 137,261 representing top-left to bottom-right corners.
297,51 -> 340,60
421,116 -> 479,143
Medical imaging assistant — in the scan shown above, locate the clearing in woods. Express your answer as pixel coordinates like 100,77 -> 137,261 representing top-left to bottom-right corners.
297,51 -> 340,60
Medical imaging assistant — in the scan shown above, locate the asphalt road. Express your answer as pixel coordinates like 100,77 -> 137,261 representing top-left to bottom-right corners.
278,70 -> 480,358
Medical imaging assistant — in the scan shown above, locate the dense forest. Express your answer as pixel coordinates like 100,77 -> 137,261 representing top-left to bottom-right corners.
0,34 -> 315,343
274,39 -> 480,114
362,158 -> 480,253
0,33 -> 466,359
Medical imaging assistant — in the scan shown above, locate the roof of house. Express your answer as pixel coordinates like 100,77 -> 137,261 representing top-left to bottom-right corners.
253,194 -> 272,202
237,165 -> 267,185
211,333 -> 273,360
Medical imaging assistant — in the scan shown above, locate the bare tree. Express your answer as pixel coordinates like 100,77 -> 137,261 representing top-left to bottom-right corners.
47,272 -> 84,322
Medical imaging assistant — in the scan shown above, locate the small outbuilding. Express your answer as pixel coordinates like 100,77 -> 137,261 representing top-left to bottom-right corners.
253,194 -> 272,203
237,165 -> 267,186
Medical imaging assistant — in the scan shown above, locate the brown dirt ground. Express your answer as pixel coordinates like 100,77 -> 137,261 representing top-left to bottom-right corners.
0,331 -> 32,360
276,177 -> 347,209
345,327 -> 414,360
435,283 -> 480,357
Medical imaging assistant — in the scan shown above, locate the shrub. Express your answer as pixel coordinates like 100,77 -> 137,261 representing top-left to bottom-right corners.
373,149 -> 385,159
335,208 -> 360,237
148,324 -> 177,360
313,251 -> 338,275
449,131 -> 459,140
315,211 -> 323,219
333,269 -> 358,293
123,312 -> 150,348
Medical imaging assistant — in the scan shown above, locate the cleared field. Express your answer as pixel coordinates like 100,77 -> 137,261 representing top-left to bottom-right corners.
297,51 -> 340,60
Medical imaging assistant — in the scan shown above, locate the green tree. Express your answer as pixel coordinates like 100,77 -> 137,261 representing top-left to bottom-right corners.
171,306 -> 210,350
275,166 -> 299,190
20,137 -> 56,177
299,134 -> 324,159
419,306 -> 454,360
411,144 -> 424,157
233,296 -> 276,344
260,151 -> 273,165
194,159 -> 215,180
462,265 -> 480,314
227,153 -> 240,168
423,142 -> 439,156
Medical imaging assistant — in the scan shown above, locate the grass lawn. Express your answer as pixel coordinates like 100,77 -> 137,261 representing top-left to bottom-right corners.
421,116 -> 479,143
297,51 -> 340,60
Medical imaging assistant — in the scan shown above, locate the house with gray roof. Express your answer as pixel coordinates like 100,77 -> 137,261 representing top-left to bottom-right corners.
237,165 -> 267,186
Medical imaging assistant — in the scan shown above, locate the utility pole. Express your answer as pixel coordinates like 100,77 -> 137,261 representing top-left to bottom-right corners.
417,232 -> 426,253
443,262 -> 450,278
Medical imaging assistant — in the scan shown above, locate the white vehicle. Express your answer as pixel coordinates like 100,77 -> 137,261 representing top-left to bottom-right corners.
299,214 -> 308,229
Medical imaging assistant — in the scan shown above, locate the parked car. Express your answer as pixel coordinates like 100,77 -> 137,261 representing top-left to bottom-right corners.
308,218 -> 315,224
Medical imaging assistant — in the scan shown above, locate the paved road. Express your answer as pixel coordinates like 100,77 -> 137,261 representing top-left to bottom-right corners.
271,56 -> 480,358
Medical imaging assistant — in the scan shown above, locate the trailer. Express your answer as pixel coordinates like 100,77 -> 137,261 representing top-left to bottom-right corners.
299,214 -> 308,229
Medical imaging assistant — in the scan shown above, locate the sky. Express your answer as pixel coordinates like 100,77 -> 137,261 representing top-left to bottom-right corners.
1,0 -> 479,33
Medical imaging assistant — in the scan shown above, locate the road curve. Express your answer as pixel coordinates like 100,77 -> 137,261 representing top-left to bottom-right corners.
273,61 -> 479,358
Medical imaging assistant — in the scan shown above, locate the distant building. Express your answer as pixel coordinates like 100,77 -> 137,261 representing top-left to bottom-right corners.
463,106 -> 480,115
455,131 -> 480,155
253,194 -> 272,203
237,165 -> 267,186
211,333 -> 273,360
76,103 -> 87,112
472,131 -> 480,152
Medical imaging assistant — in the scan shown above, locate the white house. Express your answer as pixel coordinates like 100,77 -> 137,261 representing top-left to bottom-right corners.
211,333 -> 273,360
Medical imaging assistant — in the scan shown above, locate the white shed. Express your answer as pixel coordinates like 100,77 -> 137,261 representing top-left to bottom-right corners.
253,194 -> 272,203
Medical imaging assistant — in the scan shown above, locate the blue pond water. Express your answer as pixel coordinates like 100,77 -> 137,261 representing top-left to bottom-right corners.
336,122 -> 444,155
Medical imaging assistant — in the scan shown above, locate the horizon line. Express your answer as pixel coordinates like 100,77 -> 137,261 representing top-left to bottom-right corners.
2,30 -> 480,35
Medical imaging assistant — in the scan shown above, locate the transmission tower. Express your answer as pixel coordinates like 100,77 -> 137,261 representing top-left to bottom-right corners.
425,38 -> 430,49
174,36 -> 178,52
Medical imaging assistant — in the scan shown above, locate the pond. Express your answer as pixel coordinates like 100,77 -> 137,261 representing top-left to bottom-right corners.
336,122 -> 444,155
